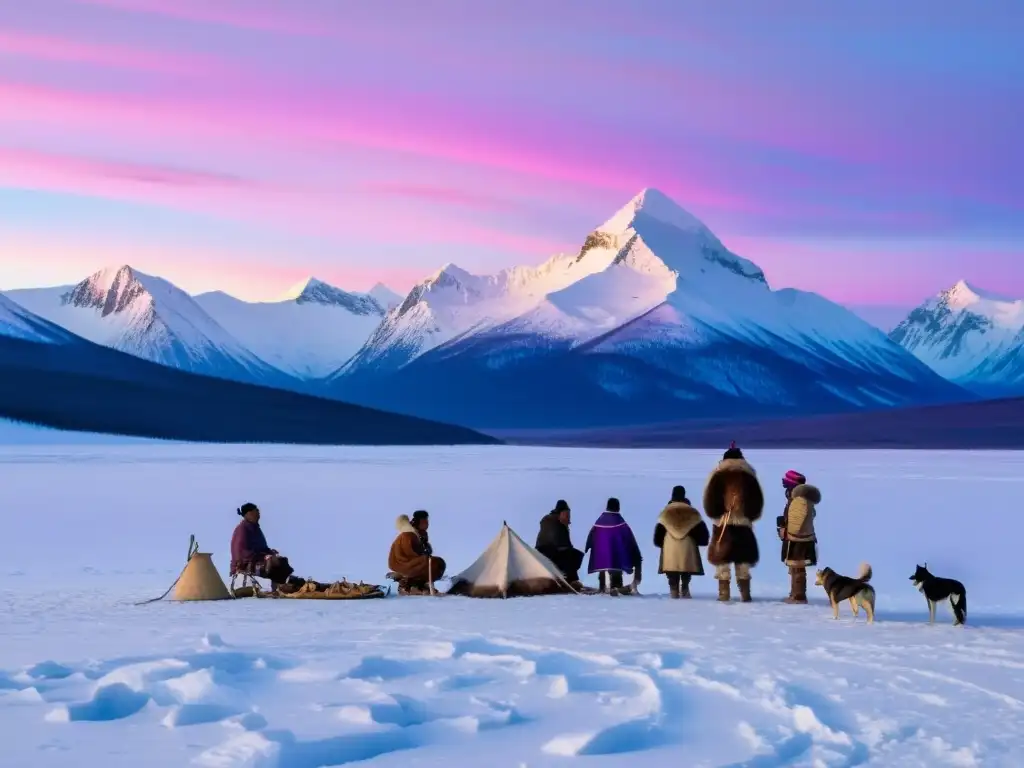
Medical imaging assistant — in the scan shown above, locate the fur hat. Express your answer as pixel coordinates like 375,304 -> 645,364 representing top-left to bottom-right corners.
237,502 -> 258,517
782,470 -> 806,489
606,497 -> 621,513
554,499 -> 570,513
670,485 -> 687,503
723,440 -> 744,460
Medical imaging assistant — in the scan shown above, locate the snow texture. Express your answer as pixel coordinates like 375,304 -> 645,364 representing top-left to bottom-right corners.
891,280 -> 1024,392
7,266 -> 284,385
1,444 -> 1021,766
195,280 -> 386,379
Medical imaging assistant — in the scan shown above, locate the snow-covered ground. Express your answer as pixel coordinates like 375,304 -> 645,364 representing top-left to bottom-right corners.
1,444 -> 1021,767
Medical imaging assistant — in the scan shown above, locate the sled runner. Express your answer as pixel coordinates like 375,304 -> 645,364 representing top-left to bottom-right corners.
385,571 -> 449,596
257,578 -> 389,600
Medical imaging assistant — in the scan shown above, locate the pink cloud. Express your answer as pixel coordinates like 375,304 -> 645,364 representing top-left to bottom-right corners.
0,146 -> 251,189
0,80 -> 781,219
0,30 -> 217,74
0,142 -> 574,263
358,182 -> 522,213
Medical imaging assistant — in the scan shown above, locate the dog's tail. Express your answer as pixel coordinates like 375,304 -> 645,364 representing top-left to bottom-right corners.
856,562 -> 872,582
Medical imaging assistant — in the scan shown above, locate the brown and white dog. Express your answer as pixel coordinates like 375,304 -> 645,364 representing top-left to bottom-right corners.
814,563 -> 875,623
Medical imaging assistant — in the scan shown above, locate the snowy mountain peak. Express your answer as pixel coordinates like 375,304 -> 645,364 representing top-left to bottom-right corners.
890,280 -> 1024,391
62,264 -> 152,316
578,189 -> 766,287
598,187 -> 709,236
282,278 -> 383,315
941,280 -> 1018,310
368,283 -> 402,311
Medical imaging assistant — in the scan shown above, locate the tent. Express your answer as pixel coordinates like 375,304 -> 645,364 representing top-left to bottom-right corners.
173,552 -> 232,601
447,522 -> 578,598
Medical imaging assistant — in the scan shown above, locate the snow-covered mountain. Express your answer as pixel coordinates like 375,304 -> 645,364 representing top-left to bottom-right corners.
368,283 -> 402,311
194,278 -> 388,379
0,293 -> 75,345
890,280 -> 1024,395
7,266 -> 287,386
332,188 -> 964,429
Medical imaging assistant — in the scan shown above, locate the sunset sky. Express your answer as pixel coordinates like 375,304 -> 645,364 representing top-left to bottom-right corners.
1,0 -> 1021,308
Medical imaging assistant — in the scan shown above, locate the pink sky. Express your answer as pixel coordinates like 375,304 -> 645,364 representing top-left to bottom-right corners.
0,0 -> 1020,303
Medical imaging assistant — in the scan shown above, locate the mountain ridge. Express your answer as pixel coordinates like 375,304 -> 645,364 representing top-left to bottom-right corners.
328,188 -> 965,429
890,279 -> 1024,395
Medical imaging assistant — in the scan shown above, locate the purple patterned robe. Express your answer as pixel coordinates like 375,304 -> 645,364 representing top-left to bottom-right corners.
584,512 -> 642,574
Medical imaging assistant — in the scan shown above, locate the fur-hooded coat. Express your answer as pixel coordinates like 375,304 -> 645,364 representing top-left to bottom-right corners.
780,484 -> 820,567
703,458 -> 764,566
654,502 -> 709,575
388,514 -> 444,582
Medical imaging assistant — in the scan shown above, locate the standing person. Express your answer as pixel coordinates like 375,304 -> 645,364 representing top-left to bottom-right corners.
777,470 -> 820,604
703,442 -> 765,603
230,502 -> 301,593
536,499 -> 584,584
584,498 -> 643,594
388,510 -> 447,595
653,485 -> 710,598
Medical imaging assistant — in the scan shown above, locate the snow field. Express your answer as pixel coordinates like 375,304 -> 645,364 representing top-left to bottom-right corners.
1,444 -> 1023,766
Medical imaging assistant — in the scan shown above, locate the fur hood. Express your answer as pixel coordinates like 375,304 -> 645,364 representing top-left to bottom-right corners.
658,502 -> 703,540
714,458 -> 757,478
395,514 -> 417,535
791,484 -> 821,504
703,457 -> 764,522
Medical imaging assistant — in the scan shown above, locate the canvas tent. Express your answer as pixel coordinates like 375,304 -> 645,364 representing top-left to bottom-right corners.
447,522 -> 578,598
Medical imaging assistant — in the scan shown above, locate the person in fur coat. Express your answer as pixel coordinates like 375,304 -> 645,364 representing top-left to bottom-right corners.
702,442 -> 765,603
777,470 -> 821,604
653,485 -> 710,598
388,510 -> 446,594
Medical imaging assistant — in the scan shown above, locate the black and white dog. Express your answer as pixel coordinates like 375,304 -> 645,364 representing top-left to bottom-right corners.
910,563 -> 967,626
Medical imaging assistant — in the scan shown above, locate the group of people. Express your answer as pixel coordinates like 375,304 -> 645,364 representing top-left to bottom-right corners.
526,442 -> 822,601
230,442 -> 822,602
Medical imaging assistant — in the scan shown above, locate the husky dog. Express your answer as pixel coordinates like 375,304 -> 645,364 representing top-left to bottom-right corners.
910,563 -> 967,626
814,563 -> 875,623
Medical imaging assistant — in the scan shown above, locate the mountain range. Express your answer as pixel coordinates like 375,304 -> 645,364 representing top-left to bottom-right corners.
890,280 -> 1024,397
0,290 -> 493,445
5,187 -> 1017,433
329,189 -> 963,427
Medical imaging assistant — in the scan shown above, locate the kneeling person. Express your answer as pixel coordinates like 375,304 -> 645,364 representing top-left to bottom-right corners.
389,510 -> 446,594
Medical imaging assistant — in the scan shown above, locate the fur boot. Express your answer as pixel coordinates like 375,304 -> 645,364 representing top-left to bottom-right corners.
717,579 -> 731,602
737,578 -> 752,603
679,574 -> 692,599
783,568 -> 808,604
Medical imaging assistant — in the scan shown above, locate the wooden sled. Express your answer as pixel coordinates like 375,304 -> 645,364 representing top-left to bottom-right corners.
235,578 -> 389,600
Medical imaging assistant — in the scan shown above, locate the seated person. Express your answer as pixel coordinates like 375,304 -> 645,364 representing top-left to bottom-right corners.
230,502 -> 301,592
388,510 -> 446,593
535,499 -> 584,584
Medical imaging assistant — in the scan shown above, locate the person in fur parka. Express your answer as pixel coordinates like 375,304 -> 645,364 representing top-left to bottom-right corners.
388,510 -> 446,594
702,442 -> 764,603
777,470 -> 820,604
653,485 -> 710,599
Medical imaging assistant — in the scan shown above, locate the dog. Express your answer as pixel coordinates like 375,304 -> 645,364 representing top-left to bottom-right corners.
910,563 -> 967,626
814,563 -> 875,623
